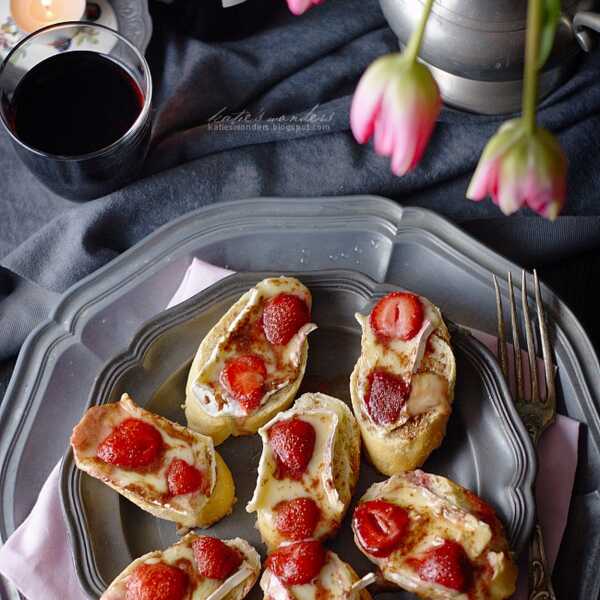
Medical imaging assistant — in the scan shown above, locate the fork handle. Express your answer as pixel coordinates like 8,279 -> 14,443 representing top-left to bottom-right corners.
528,522 -> 557,599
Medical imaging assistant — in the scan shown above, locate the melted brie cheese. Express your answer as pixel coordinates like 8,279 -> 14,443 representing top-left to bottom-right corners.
355,295 -> 452,431
191,278 -> 316,417
73,395 -> 216,518
101,536 -> 260,600
260,551 -> 359,600
358,474 -> 499,599
247,404 -> 343,538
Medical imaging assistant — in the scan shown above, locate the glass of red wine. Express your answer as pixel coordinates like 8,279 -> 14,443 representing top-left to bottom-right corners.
0,22 -> 152,201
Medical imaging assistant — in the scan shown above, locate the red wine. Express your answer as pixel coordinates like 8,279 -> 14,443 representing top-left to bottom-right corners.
11,51 -> 143,156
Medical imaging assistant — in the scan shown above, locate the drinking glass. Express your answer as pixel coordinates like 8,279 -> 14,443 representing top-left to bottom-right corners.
0,22 -> 152,201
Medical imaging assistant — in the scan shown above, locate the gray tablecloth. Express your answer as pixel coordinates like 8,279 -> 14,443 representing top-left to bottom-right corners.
2,0 -> 600,340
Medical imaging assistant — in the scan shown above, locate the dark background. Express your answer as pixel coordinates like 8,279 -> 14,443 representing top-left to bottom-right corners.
1,0 -> 600,399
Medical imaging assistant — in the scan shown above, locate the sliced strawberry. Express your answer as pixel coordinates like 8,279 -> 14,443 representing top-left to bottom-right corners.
268,418 -> 316,480
365,369 -> 410,425
126,562 -> 188,600
266,539 -> 326,585
353,500 -> 410,557
166,458 -> 208,497
96,418 -> 163,469
192,536 -> 243,580
274,497 -> 321,540
410,540 -> 472,592
220,354 -> 267,413
369,291 -> 424,341
262,293 -> 310,345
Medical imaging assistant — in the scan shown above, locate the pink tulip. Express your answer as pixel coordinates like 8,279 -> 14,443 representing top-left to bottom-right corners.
350,54 -> 441,176
467,119 -> 567,220
286,0 -> 323,15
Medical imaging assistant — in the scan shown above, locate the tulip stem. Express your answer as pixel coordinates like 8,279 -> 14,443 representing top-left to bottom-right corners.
522,0 -> 542,134
404,0 -> 435,64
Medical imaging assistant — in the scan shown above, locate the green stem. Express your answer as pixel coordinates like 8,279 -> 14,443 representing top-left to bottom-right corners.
522,0 -> 542,134
404,0 -> 435,64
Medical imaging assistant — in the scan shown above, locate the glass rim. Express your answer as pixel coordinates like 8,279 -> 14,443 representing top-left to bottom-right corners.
0,21 -> 153,162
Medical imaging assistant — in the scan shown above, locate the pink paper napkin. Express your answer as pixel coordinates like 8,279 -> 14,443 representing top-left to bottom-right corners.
0,258 -> 580,599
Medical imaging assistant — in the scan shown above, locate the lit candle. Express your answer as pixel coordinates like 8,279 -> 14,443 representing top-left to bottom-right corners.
10,0 -> 86,34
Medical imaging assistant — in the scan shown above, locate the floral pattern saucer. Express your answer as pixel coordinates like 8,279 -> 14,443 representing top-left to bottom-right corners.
0,0 -> 151,59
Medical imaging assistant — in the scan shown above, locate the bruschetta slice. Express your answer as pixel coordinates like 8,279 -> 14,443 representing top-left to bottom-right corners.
352,471 -> 517,600
246,393 -> 361,551
350,290 -> 456,475
71,394 -> 235,530
260,539 -> 373,600
185,277 -> 317,445
101,533 -> 260,600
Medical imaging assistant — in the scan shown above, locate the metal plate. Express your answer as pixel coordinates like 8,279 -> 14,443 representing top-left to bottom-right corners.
1,197 -> 599,600
60,270 -> 536,599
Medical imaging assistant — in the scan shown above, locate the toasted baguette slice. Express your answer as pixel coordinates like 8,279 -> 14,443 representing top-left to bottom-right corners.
185,276 -> 316,445
260,540 -> 373,600
352,471 -> 517,600
350,291 -> 456,475
101,533 -> 261,600
246,392 -> 361,551
71,394 -> 235,530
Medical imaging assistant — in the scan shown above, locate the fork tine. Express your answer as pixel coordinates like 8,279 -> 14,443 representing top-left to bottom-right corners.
508,272 -> 525,401
493,275 -> 509,380
521,270 -> 539,403
534,270 -> 556,407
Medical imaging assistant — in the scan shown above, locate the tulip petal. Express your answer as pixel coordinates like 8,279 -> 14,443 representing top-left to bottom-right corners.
410,100 -> 440,170
373,96 -> 396,157
467,157 -> 499,201
466,119 -> 568,220
286,0 -> 319,15
496,141 -> 528,215
351,54 -> 440,177
466,121 -> 523,203
522,128 -> 567,220
496,179 -> 524,215
388,99 -> 421,176
350,56 -> 400,145
380,67 -> 440,176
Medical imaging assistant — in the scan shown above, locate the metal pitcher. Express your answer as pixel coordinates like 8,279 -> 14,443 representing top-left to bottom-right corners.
379,0 -> 600,114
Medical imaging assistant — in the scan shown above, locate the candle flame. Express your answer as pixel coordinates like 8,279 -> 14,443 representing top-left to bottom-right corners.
40,0 -> 52,16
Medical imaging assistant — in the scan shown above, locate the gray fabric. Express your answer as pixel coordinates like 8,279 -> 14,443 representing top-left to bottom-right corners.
2,0 -> 600,370
1,0 -> 600,364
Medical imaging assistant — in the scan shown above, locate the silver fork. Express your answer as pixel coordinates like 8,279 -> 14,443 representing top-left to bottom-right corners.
493,269 -> 557,600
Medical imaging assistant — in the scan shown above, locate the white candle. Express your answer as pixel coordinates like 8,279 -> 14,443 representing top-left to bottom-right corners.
10,0 -> 86,34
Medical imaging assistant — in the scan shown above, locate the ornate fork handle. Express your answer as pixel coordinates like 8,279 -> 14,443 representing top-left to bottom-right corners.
529,522 -> 557,600
495,271 -> 559,600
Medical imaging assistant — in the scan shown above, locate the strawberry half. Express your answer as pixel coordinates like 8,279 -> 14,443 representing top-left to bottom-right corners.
353,500 -> 410,557
274,497 -> 321,540
410,539 -> 472,592
365,369 -> 410,425
268,417 -> 316,480
126,562 -> 188,600
266,539 -> 326,585
166,459 -> 208,497
96,419 -> 163,469
220,354 -> 267,414
262,293 -> 310,345
370,291 -> 424,341
192,536 -> 243,580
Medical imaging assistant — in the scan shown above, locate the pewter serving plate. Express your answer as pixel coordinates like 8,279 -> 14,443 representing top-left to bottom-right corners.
2,197 -> 600,600
60,270 -> 536,599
